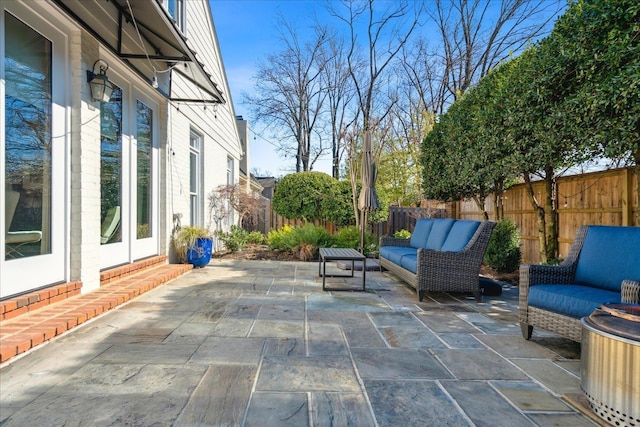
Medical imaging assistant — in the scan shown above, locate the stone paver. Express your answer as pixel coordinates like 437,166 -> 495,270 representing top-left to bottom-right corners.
365,380 -> 471,426
491,381 -> 574,412
441,381 -> 534,427
433,349 -> 530,380
510,358 -> 583,396
0,259 -> 599,426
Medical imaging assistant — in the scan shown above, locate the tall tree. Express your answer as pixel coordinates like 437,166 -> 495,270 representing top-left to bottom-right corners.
432,0 -> 564,107
329,0 -> 423,131
505,32 -> 598,262
384,69 -> 436,206
551,0 -> 640,224
328,0 -> 423,225
245,18 -> 329,172
400,37 -> 449,116
405,0 -> 569,219
320,31 -> 358,178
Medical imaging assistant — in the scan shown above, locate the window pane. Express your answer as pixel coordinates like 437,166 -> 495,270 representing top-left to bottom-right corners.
100,86 -> 122,245
136,101 -> 152,239
190,151 -> 197,193
189,131 -> 200,225
4,12 -> 52,259
190,133 -> 199,150
227,156 -> 233,185
166,0 -> 185,32
167,0 -> 176,18
190,194 -> 198,225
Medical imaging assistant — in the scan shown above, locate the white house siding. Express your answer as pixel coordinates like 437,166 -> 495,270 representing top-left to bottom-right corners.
165,0 -> 242,259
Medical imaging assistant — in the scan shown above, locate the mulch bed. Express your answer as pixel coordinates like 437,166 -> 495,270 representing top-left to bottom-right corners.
213,244 -> 520,286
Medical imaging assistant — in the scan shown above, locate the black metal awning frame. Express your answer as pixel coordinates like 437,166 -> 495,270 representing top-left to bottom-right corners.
51,0 -> 224,104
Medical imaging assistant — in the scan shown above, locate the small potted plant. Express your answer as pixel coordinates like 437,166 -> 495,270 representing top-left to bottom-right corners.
173,225 -> 213,268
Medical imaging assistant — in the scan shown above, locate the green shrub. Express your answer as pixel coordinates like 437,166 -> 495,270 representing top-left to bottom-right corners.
267,225 -> 296,251
322,180 -> 357,226
541,256 -> 564,266
218,225 -> 251,252
333,225 -> 377,256
272,172 -> 335,221
333,226 -> 361,249
267,224 -> 333,260
484,219 -> 521,273
248,231 -> 266,245
393,229 -> 411,239
290,224 -> 332,248
364,241 -> 379,258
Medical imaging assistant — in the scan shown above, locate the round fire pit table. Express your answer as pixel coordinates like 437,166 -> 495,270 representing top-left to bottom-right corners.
581,304 -> 640,426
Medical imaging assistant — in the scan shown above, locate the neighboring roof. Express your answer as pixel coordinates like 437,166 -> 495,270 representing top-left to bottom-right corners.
52,0 -> 224,104
255,177 -> 276,187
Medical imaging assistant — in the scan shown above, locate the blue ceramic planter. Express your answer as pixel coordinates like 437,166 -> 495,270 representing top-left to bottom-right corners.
186,237 -> 213,268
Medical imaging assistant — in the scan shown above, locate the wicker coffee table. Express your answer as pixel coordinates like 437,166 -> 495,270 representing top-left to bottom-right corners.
318,248 -> 366,291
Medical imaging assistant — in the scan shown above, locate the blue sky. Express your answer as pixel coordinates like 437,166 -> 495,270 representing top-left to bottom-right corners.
209,1 -> 565,178
210,1 -> 335,176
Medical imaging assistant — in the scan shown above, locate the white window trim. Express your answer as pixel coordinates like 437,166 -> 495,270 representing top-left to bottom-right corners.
189,129 -> 202,226
162,0 -> 186,34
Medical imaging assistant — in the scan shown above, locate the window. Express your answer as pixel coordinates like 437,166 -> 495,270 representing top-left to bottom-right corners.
189,130 -> 201,226
226,156 -> 234,226
136,100 -> 153,239
4,12 -> 52,259
227,156 -> 234,186
164,0 -> 186,33
100,86 -> 123,245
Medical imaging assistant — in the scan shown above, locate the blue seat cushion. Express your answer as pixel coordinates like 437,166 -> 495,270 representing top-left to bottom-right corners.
528,284 -> 621,319
410,219 -> 433,249
399,253 -> 417,274
441,220 -> 481,252
575,226 -> 640,292
380,246 -> 416,265
425,219 -> 455,250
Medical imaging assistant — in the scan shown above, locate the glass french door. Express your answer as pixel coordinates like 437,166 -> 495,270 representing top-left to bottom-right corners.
100,87 -> 158,268
131,95 -> 158,260
99,84 -> 129,266
1,8 -> 67,298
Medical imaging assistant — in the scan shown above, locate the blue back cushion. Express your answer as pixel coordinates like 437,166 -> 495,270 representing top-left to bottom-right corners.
575,226 -> 640,291
441,220 -> 481,252
425,219 -> 456,250
410,219 -> 433,249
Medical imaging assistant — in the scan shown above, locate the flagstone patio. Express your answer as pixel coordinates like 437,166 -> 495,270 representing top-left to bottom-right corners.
0,259 -> 603,426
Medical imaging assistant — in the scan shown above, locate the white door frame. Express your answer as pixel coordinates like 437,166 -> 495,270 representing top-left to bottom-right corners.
1,4 -> 69,298
130,90 -> 159,261
99,73 -> 159,266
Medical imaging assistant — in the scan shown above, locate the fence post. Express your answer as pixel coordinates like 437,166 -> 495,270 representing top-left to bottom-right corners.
622,167 -> 633,226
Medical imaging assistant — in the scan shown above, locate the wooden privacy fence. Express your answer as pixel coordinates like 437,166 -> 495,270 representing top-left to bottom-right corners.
265,167 -> 637,265
268,203 -> 452,241
458,167 -> 638,264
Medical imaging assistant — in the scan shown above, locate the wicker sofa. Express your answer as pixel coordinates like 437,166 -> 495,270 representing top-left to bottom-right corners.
379,218 -> 495,301
520,225 -> 640,342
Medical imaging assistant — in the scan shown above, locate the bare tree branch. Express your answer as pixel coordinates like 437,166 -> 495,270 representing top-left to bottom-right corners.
244,16 -> 331,172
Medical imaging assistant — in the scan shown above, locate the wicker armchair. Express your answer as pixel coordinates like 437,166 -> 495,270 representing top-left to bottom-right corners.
520,225 -> 640,342
380,220 -> 495,301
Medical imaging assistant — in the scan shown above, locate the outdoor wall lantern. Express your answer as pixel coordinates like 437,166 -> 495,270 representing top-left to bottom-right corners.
87,59 -> 114,103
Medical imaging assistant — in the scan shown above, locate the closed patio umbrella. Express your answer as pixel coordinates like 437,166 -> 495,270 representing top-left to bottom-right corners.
358,130 -> 379,254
